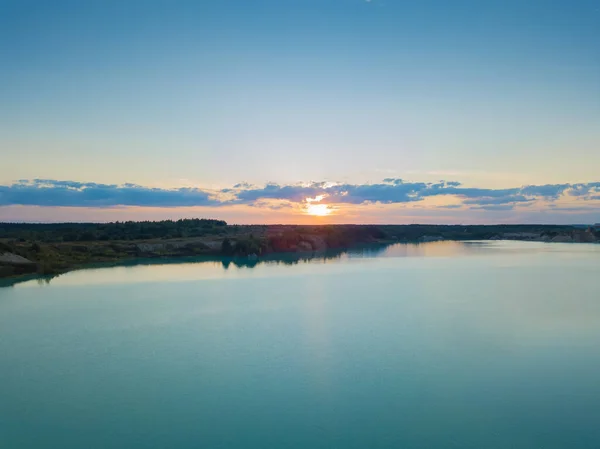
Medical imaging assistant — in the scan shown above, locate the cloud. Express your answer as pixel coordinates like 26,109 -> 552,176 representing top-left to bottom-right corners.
231,183 -> 322,204
520,184 -> 570,199
463,195 -> 532,206
382,178 -> 404,185
548,206 -> 599,212
248,199 -> 294,210
0,179 -> 219,208
566,183 -> 600,198
470,205 -> 520,211
1,178 -> 600,210
233,182 -> 253,189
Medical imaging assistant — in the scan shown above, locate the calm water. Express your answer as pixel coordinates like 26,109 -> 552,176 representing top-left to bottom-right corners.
1,241 -> 600,449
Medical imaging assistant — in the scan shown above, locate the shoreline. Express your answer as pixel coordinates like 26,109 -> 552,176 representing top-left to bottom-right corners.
2,223 -> 598,283
2,238 -> 599,288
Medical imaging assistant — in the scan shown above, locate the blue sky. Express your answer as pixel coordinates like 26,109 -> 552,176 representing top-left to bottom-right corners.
1,0 -> 599,223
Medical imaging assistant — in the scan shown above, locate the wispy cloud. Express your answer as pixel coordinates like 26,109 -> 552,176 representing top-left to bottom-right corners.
1,178 -> 600,212
436,205 -> 463,209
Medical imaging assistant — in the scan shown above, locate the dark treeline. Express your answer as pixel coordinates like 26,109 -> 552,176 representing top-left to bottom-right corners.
0,221 -> 589,248
0,219 -> 228,242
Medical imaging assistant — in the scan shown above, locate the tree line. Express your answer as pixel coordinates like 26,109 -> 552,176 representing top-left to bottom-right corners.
0,219 -> 228,242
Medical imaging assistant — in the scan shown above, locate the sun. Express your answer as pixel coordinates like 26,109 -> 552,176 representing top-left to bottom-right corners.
304,194 -> 333,216
306,203 -> 332,216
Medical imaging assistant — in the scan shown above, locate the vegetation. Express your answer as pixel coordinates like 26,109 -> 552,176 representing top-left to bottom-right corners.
0,219 -> 227,242
1,221 -> 597,280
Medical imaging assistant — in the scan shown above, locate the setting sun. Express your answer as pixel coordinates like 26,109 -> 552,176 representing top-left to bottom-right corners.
306,203 -> 332,216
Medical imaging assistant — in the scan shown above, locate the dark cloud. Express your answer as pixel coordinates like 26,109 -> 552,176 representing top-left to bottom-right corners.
1,179 -> 600,209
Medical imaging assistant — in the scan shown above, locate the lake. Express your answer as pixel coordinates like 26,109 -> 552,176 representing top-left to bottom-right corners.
1,240 -> 600,449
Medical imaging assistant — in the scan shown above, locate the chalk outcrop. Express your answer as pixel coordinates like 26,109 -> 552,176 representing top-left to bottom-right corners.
0,252 -> 35,265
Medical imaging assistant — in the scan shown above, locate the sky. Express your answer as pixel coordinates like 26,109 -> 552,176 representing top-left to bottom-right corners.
1,0 -> 599,224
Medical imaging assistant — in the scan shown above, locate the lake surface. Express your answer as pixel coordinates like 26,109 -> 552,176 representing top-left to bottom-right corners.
1,241 -> 600,449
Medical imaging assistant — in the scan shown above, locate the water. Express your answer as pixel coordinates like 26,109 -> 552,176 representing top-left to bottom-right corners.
1,241 -> 600,449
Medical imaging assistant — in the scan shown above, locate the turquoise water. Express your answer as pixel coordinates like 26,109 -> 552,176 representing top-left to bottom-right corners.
1,241 -> 600,449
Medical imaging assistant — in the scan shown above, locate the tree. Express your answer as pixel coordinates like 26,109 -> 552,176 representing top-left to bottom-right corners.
221,238 -> 233,255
